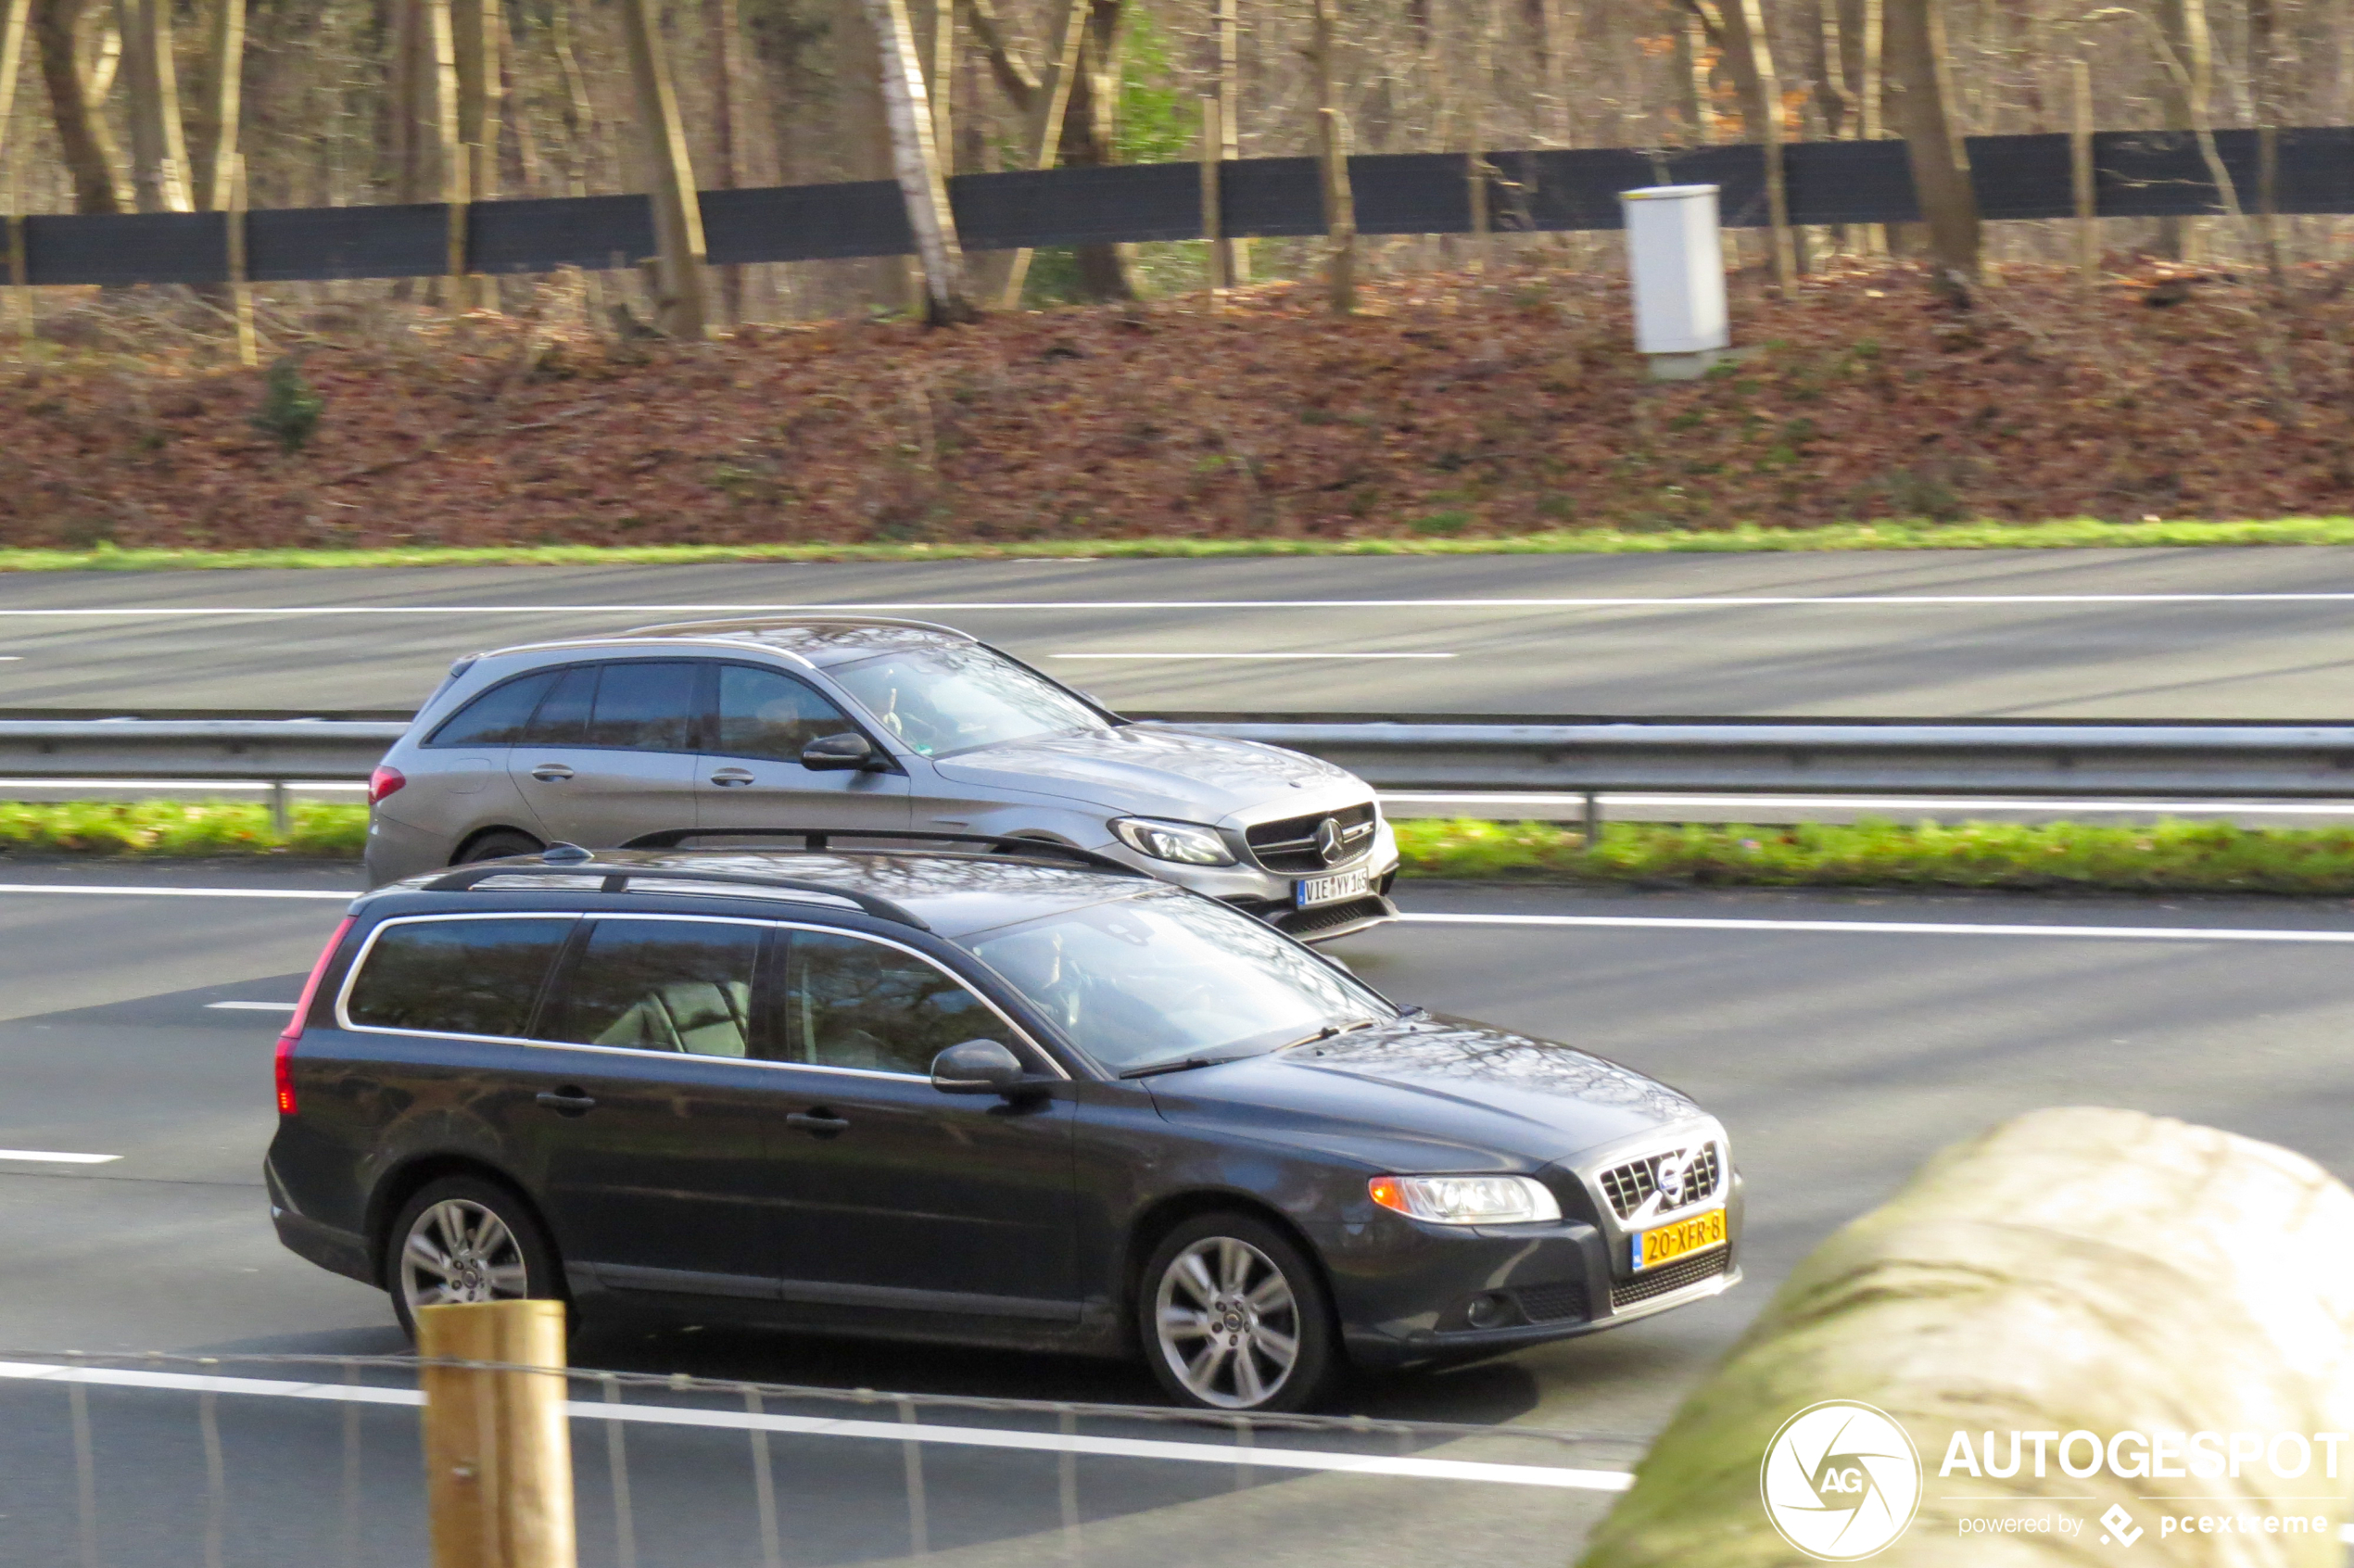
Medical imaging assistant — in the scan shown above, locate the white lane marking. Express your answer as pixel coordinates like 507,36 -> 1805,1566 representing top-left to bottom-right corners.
0,1360 -> 1631,1492
1380,792 -> 2354,817
1402,913 -> 2354,944
1053,652 -> 1457,661
205,1000 -> 297,1011
0,1150 -> 120,1164
0,779 -> 366,792
5,592 -> 2354,615
0,883 -> 350,901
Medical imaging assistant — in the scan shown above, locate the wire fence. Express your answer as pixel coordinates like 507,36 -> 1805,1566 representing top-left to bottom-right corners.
0,1350 -> 1646,1568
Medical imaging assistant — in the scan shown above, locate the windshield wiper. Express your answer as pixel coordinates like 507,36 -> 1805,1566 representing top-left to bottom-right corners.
1119,1052 -> 1257,1080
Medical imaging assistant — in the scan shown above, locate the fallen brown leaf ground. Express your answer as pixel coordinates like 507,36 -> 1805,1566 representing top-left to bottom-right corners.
5,259 -> 2350,552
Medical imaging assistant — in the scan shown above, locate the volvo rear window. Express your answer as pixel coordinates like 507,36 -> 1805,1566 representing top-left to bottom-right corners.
344,917 -> 573,1039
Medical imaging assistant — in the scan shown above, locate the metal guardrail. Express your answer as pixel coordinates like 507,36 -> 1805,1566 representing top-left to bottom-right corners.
8,716 -> 2354,834
0,1349 -> 1639,1568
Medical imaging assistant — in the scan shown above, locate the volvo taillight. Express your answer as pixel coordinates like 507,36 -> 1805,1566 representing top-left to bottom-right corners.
277,916 -> 354,1116
368,765 -> 406,805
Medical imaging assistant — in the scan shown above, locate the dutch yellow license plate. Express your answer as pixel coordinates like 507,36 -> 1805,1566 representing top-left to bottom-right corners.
1635,1208 -> 1727,1271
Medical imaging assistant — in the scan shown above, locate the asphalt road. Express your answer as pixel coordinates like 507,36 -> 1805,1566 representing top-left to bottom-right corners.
5,864 -> 2354,1562
15,548 -> 2354,718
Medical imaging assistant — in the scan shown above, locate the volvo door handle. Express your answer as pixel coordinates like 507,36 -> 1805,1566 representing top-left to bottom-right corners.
786,1109 -> 850,1137
709,768 -> 756,787
536,1090 -> 598,1116
529,763 -> 576,782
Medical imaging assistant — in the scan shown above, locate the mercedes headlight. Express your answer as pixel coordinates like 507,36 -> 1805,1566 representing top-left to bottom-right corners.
1369,1174 -> 1562,1226
1110,817 -> 1236,866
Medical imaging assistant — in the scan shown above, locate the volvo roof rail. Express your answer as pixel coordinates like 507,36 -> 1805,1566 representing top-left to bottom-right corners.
419,854 -> 931,929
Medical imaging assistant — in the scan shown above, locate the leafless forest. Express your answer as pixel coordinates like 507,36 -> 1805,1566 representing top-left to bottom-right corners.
5,0 -> 2351,322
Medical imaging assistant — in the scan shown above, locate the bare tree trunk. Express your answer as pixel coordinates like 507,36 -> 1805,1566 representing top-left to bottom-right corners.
2153,0 -> 2210,260
1310,0 -> 1353,315
1859,0 -> 1887,252
1715,0 -> 1794,285
976,0 -> 1084,306
618,0 -> 712,335
32,0 -> 121,212
1058,0 -> 1132,301
118,0 -> 190,210
710,0 -> 746,324
185,0 -> 244,212
0,0 -> 29,172
2250,0 -> 2283,292
1537,0 -> 1571,146
856,0 -> 973,321
1885,0 -> 1979,293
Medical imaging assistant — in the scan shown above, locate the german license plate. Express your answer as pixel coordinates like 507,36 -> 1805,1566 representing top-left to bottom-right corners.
1297,868 -> 1371,908
1633,1208 -> 1728,1271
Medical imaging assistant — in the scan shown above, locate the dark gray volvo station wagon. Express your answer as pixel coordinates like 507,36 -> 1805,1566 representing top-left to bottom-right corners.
265,834 -> 1740,1410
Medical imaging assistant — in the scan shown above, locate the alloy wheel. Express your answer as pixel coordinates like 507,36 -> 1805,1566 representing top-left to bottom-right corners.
399,1198 -> 530,1312
1152,1235 -> 1301,1410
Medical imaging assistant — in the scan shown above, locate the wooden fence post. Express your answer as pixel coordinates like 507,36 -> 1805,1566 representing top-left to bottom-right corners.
1318,107 -> 1356,317
418,1299 -> 576,1568
0,0 -> 24,356
1199,94 -> 1227,293
2070,57 -> 2096,288
229,152 -> 256,367
1213,0 -> 1245,285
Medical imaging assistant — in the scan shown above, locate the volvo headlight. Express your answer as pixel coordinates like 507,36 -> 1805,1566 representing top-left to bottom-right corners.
1110,817 -> 1236,866
1369,1174 -> 1562,1226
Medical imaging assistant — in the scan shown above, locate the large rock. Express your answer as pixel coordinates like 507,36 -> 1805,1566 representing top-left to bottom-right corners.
1577,1108 -> 2354,1567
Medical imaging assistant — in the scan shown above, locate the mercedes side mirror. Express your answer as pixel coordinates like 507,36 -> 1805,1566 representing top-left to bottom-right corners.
930,1039 -> 1027,1096
802,732 -> 879,772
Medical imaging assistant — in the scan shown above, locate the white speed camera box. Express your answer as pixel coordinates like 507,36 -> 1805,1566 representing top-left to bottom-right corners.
1620,184 -> 1730,379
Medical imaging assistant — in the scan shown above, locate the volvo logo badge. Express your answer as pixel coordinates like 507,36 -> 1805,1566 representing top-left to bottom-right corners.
1655,1153 -> 1690,1206
1313,817 -> 1345,865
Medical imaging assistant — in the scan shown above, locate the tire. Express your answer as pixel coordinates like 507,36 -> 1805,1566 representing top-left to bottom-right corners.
383,1175 -> 565,1342
454,828 -> 544,866
1138,1212 -> 1339,1412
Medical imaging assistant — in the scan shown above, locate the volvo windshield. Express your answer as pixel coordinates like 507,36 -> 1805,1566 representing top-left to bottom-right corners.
968,892 -> 1393,1076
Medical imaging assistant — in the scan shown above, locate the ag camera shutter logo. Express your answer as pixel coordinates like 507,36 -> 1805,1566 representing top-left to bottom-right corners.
1760,1401 -> 1923,1561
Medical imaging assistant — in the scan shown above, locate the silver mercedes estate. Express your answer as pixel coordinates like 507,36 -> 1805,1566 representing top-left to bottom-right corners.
363,616 -> 1400,941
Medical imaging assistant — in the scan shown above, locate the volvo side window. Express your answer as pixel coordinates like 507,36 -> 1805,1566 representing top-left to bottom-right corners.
715,665 -> 856,764
587,662 -> 702,752
426,670 -> 560,748
345,917 -> 572,1039
551,918 -> 763,1058
782,932 -> 993,1075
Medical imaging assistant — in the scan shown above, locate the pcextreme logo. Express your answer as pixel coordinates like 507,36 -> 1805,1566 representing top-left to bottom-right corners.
1761,1401 -> 1925,1561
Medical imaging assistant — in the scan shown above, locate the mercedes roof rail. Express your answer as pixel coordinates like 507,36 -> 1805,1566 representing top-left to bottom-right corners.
618,827 -> 1152,879
619,614 -> 979,640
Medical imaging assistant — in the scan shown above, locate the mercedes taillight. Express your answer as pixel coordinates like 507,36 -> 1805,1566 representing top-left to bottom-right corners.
276,916 -> 354,1115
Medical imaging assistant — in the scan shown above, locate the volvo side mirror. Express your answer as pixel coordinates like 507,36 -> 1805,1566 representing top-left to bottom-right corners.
802,732 -> 879,772
930,1039 -> 1027,1096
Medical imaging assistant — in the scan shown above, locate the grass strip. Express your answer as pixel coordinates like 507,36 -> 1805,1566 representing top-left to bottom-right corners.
12,803 -> 2354,899
11,517 -> 2354,573
0,801 -> 369,857
1396,816 -> 2354,896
